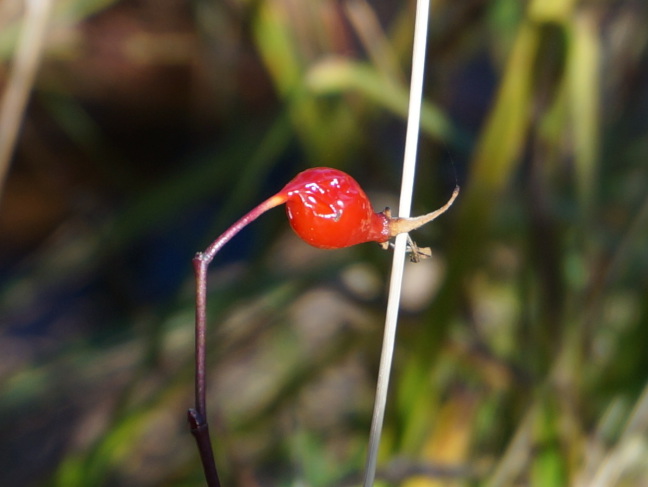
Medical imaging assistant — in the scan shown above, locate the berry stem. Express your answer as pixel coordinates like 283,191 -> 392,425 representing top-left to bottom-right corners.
388,185 -> 460,237
202,194 -> 288,264
188,192 -> 287,486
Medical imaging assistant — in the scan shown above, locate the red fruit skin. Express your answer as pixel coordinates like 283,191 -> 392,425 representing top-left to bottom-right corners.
280,168 -> 389,249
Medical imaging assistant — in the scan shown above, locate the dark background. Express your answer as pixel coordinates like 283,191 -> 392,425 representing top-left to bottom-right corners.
1,0 -> 647,486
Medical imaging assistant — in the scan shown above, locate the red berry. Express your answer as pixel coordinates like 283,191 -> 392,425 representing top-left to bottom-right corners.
198,166 -> 458,263
280,168 -> 389,249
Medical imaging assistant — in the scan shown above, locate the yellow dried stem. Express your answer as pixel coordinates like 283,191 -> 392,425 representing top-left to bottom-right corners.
388,185 -> 460,236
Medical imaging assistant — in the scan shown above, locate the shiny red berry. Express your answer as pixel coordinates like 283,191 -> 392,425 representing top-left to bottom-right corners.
198,166 -> 458,264
280,168 -> 389,249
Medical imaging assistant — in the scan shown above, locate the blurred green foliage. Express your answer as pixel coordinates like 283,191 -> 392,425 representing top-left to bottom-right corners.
1,0 -> 647,486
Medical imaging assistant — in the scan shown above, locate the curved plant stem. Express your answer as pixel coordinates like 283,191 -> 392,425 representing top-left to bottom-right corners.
189,194 -> 286,487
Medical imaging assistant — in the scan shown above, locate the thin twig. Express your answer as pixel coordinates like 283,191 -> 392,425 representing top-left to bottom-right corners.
189,194 -> 286,486
0,0 -> 53,198
362,1 -> 431,485
188,255 -> 221,487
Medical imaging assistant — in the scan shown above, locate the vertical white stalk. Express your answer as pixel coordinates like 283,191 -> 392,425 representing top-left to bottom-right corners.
362,1 -> 431,485
0,0 -> 53,197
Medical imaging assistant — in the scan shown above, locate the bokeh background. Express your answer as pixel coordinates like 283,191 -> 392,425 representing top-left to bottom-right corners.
1,0 -> 647,486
